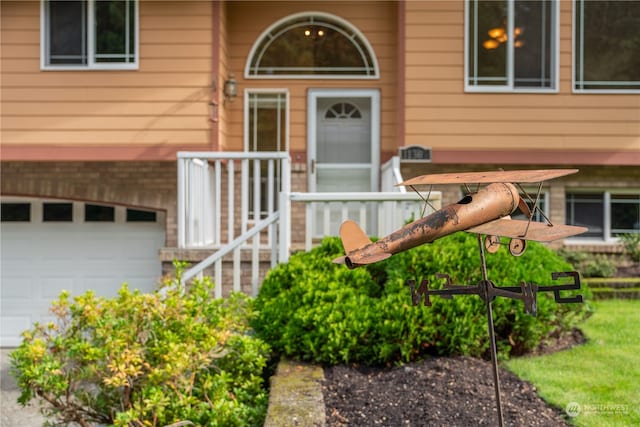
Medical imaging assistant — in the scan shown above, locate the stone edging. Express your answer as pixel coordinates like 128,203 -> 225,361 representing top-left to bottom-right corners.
264,359 -> 326,427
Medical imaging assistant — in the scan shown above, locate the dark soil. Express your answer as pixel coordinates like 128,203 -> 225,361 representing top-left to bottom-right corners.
323,330 -> 586,427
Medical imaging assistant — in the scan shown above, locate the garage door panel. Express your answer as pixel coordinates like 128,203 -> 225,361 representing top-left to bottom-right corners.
83,277 -> 121,297
1,277 -> 32,299
40,276 -> 76,298
1,234 -> 32,254
1,317 -> 34,346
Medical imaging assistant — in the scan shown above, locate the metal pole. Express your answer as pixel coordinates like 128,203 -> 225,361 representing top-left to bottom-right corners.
478,234 -> 504,427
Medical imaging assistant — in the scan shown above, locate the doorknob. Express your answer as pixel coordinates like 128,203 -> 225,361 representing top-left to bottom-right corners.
310,159 -> 315,174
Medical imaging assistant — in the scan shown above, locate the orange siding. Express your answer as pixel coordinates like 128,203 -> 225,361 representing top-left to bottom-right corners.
404,0 -> 640,157
223,1 -> 398,154
0,1 -> 214,156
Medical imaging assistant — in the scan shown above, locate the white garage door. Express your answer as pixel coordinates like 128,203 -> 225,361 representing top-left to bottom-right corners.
1,198 -> 165,347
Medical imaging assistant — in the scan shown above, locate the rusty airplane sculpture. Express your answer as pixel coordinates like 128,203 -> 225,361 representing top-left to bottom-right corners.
333,169 -> 587,268
332,168 -> 588,427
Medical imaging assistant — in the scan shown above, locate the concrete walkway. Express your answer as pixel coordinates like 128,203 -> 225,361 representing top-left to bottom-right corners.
1,349 -> 46,426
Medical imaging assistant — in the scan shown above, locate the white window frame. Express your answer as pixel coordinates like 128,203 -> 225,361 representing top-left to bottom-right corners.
243,89 -> 290,152
244,11 -> 379,80
40,0 -> 139,71
464,0 -> 559,93
566,189 -> 640,244
572,0 -> 640,93
0,196 -> 163,225
243,89 -> 290,220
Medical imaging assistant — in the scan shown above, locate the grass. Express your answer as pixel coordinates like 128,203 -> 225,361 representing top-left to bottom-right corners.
506,300 -> 640,426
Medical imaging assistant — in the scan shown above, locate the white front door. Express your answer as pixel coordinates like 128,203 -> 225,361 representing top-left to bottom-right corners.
308,89 -> 380,235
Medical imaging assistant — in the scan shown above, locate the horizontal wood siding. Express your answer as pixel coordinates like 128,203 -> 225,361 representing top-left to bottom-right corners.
224,1 -> 398,154
404,0 -> 640,160
217,1 -> 230,151
0,1 -> 214,158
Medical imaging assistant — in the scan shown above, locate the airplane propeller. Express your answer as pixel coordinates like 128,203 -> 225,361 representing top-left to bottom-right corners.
518,197 -> 532,218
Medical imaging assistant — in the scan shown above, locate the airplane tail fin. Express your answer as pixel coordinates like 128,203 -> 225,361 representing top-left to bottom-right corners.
339,220 -> 372,254
333,220 -> 391,268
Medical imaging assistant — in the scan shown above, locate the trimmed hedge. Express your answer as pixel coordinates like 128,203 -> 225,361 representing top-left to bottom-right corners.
253,233 -> 591,365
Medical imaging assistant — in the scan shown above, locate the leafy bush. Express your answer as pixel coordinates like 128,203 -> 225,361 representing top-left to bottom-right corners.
582,255 -> 618,278
253,234 -> 590,365
557,248 -> 617,277
619,233 -> 640,263
10,270 -> 270,427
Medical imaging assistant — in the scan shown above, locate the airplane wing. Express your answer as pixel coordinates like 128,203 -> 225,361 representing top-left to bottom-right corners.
466,218 -> 588,242
398,169 -> 578,186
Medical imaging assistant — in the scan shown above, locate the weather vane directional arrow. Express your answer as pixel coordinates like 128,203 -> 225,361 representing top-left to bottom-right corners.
407,270 -> 583,316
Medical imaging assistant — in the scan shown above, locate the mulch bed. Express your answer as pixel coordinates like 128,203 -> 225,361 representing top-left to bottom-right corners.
322,330 -> 587,427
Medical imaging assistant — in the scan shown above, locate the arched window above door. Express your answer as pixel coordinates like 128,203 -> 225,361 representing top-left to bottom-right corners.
246,12 -> 379,78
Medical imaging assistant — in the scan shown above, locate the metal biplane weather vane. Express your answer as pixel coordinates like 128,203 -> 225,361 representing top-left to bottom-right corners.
333,169 -> 587,427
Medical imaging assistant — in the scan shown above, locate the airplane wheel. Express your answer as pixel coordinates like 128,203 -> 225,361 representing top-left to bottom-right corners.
484,235 -> 501,253
509,238 -> 527,256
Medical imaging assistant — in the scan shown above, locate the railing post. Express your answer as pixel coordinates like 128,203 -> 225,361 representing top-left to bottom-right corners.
279,155 -> 291,263
177,155 -> 186,248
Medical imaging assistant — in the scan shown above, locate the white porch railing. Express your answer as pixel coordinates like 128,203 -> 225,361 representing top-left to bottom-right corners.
177,151 -> 291,249
289,192 -> 440,251
179,212 -> 280,297
176,152 -> 441,296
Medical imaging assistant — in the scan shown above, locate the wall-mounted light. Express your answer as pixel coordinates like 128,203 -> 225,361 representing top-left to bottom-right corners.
223,74 -> 237,103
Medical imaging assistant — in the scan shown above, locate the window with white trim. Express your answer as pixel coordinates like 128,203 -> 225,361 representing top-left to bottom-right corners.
246,12 -> 378,78
566,191 -> 640,240
466,0 -> 558,91
42,0 -> 138,69
574,0 -> 640,92
246,91 -> 289,218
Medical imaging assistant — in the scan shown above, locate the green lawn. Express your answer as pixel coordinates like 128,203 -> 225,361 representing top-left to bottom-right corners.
506,300 -> 640,426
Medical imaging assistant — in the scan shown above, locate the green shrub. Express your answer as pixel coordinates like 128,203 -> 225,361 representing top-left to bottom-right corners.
10,270 -> 270,427
253,234 -> 590,365
557,248 -> 617,277
619,233 -> 640,263
582,255 -> 617,277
